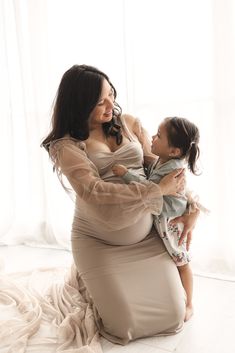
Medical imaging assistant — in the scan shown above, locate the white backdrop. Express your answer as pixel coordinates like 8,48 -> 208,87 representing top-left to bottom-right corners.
1,0 -> 235,279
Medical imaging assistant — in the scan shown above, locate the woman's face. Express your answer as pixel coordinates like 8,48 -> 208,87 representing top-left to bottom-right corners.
89,79 -> 115,126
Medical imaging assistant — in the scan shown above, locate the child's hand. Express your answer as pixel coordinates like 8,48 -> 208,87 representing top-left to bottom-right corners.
112,164 -> 128,177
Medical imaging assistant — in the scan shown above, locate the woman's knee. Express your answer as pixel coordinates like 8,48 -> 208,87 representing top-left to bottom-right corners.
98,293 -> 136,342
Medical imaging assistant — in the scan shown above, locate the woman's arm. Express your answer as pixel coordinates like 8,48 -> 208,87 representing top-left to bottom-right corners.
174,190 -> 209,250
49,138 -> 184,230
50,139 -> 163,212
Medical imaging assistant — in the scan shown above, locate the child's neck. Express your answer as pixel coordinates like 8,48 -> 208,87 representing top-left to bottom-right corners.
157,157 -> 171,165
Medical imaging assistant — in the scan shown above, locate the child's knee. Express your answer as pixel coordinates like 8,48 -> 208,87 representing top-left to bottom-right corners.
178,263 -> 190,273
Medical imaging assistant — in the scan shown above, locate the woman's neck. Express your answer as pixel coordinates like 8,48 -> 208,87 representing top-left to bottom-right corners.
89,119 -> 103,132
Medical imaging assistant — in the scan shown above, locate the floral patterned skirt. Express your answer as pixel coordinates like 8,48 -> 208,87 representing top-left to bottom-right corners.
154,214 -> 191,266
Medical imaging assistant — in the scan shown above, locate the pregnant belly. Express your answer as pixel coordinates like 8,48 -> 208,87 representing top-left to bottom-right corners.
72,213 -> 153,245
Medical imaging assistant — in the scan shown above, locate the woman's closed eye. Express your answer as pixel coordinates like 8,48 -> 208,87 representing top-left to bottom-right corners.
109,89 -> 114,98
97,100 -> 104,106
97,92 -> 114,106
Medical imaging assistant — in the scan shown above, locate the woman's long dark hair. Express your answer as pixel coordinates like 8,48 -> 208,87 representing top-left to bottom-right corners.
41,64 -> 122,151
165,117 -> 200,175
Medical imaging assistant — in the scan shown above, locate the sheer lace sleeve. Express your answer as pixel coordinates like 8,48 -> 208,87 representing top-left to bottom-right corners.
49,139 -> 163,227
185,189 -> 210,215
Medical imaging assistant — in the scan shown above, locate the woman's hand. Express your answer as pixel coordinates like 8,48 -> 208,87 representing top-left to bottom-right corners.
158,168 -> 185,196
170,209 -> 200,250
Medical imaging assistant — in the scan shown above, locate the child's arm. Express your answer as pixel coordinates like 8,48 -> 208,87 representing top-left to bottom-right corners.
112,164 -> 128,177
112,164 -> 145,183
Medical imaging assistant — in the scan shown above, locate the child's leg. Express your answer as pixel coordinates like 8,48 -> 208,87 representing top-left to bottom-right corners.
177,264 -> 193,321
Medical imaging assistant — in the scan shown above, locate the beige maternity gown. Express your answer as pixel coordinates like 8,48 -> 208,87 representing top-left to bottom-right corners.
50,116 -> 185,345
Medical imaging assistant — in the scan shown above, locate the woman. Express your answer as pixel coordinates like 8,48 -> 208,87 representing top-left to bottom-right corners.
42,64 -> 199,344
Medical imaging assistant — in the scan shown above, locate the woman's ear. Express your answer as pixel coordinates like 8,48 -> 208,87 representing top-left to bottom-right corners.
169,147 -> 181,158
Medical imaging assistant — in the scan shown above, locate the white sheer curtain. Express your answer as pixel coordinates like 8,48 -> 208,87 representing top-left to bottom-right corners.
1,0 -> 235,279
123,0 -> 235,280
122,0 -> 235,279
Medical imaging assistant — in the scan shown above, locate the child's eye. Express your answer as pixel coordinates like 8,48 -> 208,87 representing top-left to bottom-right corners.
97,100 -> 104,106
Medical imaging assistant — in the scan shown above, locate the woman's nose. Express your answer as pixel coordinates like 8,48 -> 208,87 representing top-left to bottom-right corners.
107,97 -> 114,109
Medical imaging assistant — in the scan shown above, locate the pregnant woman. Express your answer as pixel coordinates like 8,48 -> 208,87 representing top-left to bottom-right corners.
42,64 -> 199,344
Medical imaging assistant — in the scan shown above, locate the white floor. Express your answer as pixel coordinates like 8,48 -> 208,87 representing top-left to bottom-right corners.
0,245 -> 235,353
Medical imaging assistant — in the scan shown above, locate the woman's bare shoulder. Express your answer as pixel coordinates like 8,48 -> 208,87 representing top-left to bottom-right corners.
120,114 -> 139,130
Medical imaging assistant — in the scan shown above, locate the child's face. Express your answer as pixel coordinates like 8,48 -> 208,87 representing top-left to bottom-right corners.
151,121 -> 171,159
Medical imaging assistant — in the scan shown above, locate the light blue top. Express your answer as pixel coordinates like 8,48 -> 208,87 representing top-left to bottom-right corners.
123,158 -> 187,218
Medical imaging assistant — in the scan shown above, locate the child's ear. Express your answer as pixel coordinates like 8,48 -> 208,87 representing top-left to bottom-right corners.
169,147 -> 181,158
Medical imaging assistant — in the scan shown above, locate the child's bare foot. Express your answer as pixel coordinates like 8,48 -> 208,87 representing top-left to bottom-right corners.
184,305 -> 194,321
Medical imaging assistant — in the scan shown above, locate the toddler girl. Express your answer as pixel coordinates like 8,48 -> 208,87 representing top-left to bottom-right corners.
113,116 -> 201,321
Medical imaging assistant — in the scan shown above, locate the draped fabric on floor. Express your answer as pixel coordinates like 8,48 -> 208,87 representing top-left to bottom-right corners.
0,263 -> 102,353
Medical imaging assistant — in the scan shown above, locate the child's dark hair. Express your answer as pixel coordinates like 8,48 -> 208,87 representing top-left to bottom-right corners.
165,117 -> 200,175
